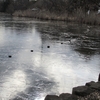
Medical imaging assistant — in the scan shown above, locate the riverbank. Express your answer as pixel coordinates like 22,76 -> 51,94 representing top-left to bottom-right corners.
45,81 -> 100,100
0,0 -> 100,25
12,9 -> 100,25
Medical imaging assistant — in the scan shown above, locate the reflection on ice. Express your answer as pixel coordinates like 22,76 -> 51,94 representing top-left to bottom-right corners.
35,97 -> 45,100
41,53 -> 75,93
0,70 -> 26,100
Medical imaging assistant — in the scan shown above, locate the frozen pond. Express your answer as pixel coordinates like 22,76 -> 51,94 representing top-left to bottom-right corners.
0,15 -> 100,100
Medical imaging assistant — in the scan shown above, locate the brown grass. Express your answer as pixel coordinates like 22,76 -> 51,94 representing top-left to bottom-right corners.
13,9 -> 100,25
84,13 -> 100,25
13,9 -> 69,21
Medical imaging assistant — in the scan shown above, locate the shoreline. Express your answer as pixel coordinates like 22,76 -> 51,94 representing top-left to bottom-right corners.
1,10 -> 100,26
12,9 -> 100,26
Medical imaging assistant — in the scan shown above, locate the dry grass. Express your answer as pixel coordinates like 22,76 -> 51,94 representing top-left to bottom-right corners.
84,13 -> 100,25
13,9 -> 69,21
13,9 -> 100,25
74,9 -> 100,25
